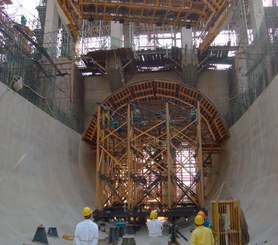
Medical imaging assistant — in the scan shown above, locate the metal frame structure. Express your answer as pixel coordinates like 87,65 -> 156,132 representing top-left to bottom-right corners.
83,80 -> 229,219
57,0 -> 231,52
211,183 -> 242,245
212,200 -> 241,244
0,6 -> 83,133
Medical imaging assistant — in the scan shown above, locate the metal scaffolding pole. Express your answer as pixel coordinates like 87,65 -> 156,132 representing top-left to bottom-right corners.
197,101 -> 204,208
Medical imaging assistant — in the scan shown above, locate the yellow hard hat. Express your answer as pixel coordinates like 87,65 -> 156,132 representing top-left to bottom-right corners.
63,233 -> 74,240
195,215 -> 204,225
150,210 -> 158,219
82,207 -> 93,217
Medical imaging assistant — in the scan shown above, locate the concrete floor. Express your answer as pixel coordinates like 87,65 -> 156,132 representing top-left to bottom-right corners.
1,74 -> 278,244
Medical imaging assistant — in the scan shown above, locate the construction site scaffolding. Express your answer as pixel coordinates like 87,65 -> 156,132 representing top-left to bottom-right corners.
0,1 -> 83,132
90,82 -> 228,220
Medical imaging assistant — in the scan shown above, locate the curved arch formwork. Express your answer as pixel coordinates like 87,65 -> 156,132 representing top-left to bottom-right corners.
83,80 -> 229,219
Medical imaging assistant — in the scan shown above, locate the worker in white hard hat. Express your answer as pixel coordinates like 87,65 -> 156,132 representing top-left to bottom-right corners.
74,207 -> 99,245
146,210 -> 163,245
190,215 -> 215,245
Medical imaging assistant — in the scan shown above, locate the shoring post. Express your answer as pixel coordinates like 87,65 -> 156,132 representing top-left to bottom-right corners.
96,106 -> 101,208
100,108 -> 106,206
166,102 -> 173,207
70,60 -> 74,102
197,101 -> 204,208
127,104 -> 133,209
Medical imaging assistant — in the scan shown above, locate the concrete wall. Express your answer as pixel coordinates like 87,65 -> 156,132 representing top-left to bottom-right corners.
210,75 -> 278,244
83,76 -> 111,125
127,71 -> 183,84
197,70 -> 231,118
83,72 -> 182,125
249,0 -> 266,42
44,0 -> 59,52
0,82 -> 95,244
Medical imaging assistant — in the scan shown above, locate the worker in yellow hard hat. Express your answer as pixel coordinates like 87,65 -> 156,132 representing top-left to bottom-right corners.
190,215 -> 215,245
74,207 -> 99,245
146,210 -> 164,245
197,210 -> 211,229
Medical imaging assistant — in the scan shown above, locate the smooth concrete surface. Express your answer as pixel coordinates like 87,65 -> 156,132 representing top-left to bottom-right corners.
211,75 -> 278,244
249,0 -> 266,41
127,72 -> 183,84
44,0 -> 59,52
83,76 -> 111,125
197,70 -> 231,118
0,83 -> 95,244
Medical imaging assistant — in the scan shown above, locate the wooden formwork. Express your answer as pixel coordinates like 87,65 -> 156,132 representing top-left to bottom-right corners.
82,80 -> 229,147
95,101 -> 203,210
83,80 -> 229,214
57,0 -> 231,49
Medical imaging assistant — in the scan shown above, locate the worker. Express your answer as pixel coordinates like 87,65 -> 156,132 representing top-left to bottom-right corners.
204,218 -> 211,229
21,15 -> 27,26
146,210 -> 163,245
74,207 -> 99,245
197,210 -> 211,229
190,215 -> 215,245
197,210 -> 206,219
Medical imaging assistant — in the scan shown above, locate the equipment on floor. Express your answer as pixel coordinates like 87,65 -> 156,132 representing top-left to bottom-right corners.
47,227 -> 59,237
62,233 -> 74,240
121,237 -> 136,245
211,182 -> 243,245
32,224 -> 49,245
108,226 -> 119,244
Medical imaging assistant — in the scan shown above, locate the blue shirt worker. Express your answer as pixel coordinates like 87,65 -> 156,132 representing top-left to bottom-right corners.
21,15 -> 27,26
190,215 -> 215,245
74,207 -> 99,245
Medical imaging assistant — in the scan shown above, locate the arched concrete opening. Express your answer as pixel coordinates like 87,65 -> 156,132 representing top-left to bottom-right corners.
83,79 -> 229,220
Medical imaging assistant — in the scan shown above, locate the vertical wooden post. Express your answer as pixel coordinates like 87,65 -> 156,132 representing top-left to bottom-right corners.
96,106 -> 101,209
127,104 -> 132,209
197,101 -> 204,208
100,110 -> 106,206
166,102 -> 172,208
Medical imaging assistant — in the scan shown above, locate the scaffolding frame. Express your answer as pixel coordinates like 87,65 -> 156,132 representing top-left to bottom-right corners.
0,4 -> 83,132
83,80 -> 229,218
57,0 -> 231,52
95,100 -> 206,211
